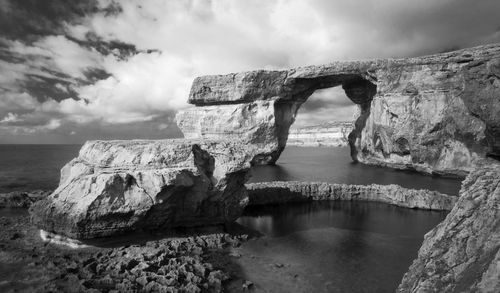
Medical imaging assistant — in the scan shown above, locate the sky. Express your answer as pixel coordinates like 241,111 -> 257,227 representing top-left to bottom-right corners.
1,0 -> 500,143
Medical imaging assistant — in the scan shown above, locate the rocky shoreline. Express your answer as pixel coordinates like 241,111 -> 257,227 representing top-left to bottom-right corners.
0,179 -> 457,292
1,166 -> 499,292
246,181 -> 457,210
398,164 -> 500,292
0,190 -> 51,208
0,211 -> 251,293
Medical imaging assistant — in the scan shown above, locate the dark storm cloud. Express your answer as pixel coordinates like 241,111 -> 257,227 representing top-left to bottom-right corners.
310,0 -> 500,58
0,0 -> 120,42
0,0 -> 142,105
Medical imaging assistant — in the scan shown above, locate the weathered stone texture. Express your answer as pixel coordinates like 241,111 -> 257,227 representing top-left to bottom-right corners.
398,163 -> 500,292
31,139 -> 257,239
177,43 -> 500,176
246,181 -> 456,210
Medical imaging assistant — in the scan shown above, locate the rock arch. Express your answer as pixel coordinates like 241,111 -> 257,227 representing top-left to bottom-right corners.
176,43 -> 500,177
176,72 -> 377,165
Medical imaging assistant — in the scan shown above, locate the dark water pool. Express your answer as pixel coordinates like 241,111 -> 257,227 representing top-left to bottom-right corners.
237,201 -> 447,292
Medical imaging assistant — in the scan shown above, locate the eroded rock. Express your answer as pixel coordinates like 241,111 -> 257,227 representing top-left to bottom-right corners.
177,43 -> 500,176
246,181 -> 457,210
0,190 -> 51,208
398,163 -> 500,292
30,139 -> 257,239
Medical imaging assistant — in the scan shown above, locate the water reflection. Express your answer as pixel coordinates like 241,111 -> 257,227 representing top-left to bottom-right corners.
238,201 -> 447,238
249,146 -> 463,195
237,201 -> 448,292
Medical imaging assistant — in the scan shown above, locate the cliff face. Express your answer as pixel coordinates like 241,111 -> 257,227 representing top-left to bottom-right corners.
398,163 -> 500,292
31,139 -> 259,239
176,43 -> 500,177
287,122 -> 353,147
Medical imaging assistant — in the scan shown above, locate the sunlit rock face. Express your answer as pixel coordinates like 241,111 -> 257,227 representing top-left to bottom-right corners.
30,139 -> 256,239
177,43 -> 500,177
398,162 -> 500,292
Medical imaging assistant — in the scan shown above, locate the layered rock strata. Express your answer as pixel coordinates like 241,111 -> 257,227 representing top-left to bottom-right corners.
31,139 -> 261,239
398,163 -> 500,292
287,121 -> 353,147
176,43 -> 500,176
246,181 -> 456,211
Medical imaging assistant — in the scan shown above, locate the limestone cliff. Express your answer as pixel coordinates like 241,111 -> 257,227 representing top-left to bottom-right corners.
31,139 -> 261,239
287,121 -> 353,147
176,43 -> 500,177
398,163 -> 500,292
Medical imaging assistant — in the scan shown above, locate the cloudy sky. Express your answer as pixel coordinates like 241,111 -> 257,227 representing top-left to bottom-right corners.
1,0 -> 500,143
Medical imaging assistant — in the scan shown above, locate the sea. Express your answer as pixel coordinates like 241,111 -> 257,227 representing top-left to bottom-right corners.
0,144 -> 461,195
0,144 -> 462,292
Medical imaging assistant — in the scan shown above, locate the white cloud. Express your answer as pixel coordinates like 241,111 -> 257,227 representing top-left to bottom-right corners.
5,36 -> 102,79
2,0 -> 500,141
0,112 -> 19,123
0,91 -> 40,115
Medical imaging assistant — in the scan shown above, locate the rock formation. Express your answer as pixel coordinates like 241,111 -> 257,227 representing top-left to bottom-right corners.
398,163 -> 500,292
31,43 -> 500,243
176,43 -> 500,177
30,139 -> 262,239
246,181 -> 456,211
0,190 -> 51,208
287,121 -> 353,147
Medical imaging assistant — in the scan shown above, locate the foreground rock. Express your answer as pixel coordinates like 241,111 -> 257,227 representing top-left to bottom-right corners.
246,181 -> 457,210
0,213 -> 247,293
398,164 -> 500,292
0,190 -> 50,208
31,139 -> 258,239
287,121 -> 353,147
177,43 -> 500,176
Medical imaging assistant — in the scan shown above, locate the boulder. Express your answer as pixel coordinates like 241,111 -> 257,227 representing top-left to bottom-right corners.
30,139 -> 256,239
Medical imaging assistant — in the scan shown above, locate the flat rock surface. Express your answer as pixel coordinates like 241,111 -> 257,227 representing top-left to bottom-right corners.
246,181 -> 457,211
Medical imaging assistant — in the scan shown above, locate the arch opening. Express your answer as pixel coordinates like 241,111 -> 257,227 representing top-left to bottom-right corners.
272,76 -> 377,164
287,86 -> 358,147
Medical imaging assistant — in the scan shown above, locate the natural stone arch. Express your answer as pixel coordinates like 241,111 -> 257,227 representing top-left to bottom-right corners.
176,71 -> 377,165
270,75 -> 377,164
176,43 -> 500,177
